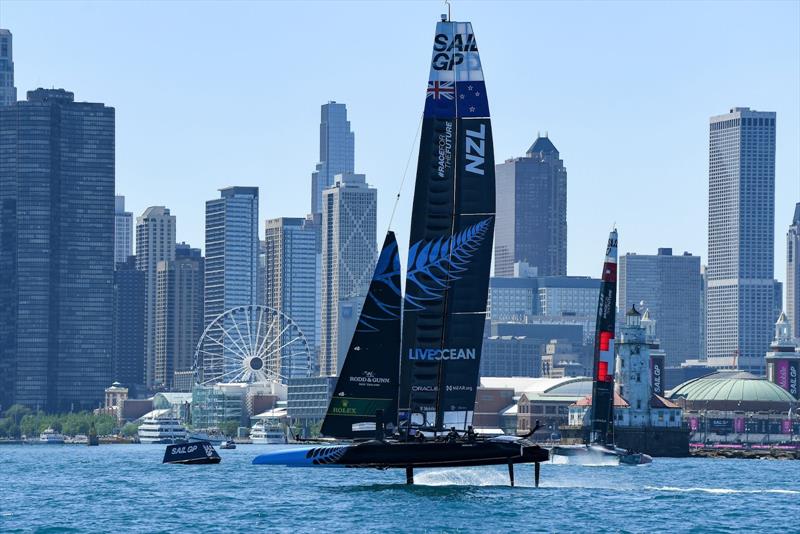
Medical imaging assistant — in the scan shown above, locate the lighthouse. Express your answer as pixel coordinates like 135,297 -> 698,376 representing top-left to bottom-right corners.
765,312 -> 800,398
615,305 -> 650,426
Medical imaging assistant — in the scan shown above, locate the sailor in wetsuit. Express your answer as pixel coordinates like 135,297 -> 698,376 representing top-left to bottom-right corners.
447,427 -> 459,443
466,425 -> 477,442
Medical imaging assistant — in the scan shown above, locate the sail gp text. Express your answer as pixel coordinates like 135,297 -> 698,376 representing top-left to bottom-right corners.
432,32 -> 478,71
407,348 -> 476,360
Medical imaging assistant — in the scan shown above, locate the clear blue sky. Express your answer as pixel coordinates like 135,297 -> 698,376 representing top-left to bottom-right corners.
2,0 -> 798,285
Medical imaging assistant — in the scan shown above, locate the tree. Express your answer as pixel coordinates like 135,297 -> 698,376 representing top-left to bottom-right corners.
220,420 -> 239,438
0,418 -> 20,438
3,404 -> 31,426
121,422 -> 139,437
19,414 -> 41,438
94,414 -> 116,436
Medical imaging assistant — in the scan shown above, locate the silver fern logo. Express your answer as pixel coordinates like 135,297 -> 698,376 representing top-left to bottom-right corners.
357,239 -> 401,332
306,446 -> 348,465
405,218 -> 492,309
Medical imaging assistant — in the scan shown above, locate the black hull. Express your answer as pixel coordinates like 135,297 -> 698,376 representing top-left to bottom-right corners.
253,437 -> 548,469
163,441 -> 221,465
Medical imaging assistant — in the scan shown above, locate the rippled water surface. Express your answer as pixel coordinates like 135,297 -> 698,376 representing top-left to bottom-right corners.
2,444 -> 798,533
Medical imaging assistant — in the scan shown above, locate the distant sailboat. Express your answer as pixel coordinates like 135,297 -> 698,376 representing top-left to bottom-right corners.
552,230 -> 652,465
253,15 -> 548,485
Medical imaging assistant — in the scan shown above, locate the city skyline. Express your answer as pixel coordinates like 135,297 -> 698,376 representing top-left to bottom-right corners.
3,2 -> 797,287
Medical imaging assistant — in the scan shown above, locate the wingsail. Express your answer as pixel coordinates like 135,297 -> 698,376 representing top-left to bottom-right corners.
588,230 -> 618,445
321,232 -> 402,439
398,21 -> 496,433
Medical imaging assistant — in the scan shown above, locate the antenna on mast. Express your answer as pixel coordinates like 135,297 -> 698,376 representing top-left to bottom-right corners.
443,0 -> 451,21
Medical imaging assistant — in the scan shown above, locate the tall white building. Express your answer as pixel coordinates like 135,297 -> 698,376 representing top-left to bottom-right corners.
114,196 -> 133,264
706,108 -> 777,375
320,173 -> 376,376
136,206 -> 176,388
264,216 -> 319,377
787,204 -> 800,340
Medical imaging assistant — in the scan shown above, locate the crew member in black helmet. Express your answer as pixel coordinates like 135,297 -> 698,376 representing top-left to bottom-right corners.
447,426 -> 459,443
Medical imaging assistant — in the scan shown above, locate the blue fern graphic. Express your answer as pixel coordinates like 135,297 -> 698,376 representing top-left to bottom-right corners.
404,218 -> 492,309
306,446 -> 348,465
357,240 -> 402,332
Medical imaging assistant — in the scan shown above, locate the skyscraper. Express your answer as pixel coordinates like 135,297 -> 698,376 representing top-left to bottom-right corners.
787,204 -> 800,340
310,102 -> 355,218
0,29 -> 16,106
202,187 -> 259,381
264,216 -> 319,377
136,206 -> 176,389
494,135 -> 567,277
155,243 -> 204,390
113,256 -> 145,388
115,196 -> 133,265
320,173 -> 376,376
0,89 -> 114,411
618,248 -> 702,367
707,107 -> 776,375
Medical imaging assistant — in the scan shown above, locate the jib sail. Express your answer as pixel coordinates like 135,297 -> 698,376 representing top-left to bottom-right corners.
398,20 -> 495,433
589,230 -> 618,445
321,232 -> 402,439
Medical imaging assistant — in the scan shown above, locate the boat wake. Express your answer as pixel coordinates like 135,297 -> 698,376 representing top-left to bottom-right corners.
415,469 -> 523,487
645,486 -> 800,495
550,453 -> 619,467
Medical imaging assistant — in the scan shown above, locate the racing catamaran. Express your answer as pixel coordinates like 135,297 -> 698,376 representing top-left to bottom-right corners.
551,230 -> 652,465
253,15 -> 548,485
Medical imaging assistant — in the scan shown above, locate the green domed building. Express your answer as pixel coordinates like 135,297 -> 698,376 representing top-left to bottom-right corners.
669,371 -> 796,412
668,371 -> 798,444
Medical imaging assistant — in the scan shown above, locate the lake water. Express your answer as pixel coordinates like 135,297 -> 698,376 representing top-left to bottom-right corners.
2,444 -> 798,533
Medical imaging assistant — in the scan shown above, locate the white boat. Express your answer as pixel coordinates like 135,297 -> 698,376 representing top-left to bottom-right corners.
250,421 -> 287,444
137,415 -> 186,444
187,429 -> 225,446
67,434 -> 89,445
39,428 -> 66,444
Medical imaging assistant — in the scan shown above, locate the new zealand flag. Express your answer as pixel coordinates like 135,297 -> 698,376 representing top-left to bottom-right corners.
424,80 -> 489,119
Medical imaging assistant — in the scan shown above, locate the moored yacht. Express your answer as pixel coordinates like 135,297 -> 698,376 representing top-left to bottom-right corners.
137,413 -> 187,444
250,421 -> 287,444
39,428 -> 66,444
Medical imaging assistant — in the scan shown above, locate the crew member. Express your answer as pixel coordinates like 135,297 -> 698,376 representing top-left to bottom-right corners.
447,426 -> 459,443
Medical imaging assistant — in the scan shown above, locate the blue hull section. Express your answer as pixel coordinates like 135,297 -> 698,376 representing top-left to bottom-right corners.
252,446 -> 348,467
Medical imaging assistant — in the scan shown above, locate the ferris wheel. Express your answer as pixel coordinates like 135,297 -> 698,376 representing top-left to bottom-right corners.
193,305 -> 312,386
